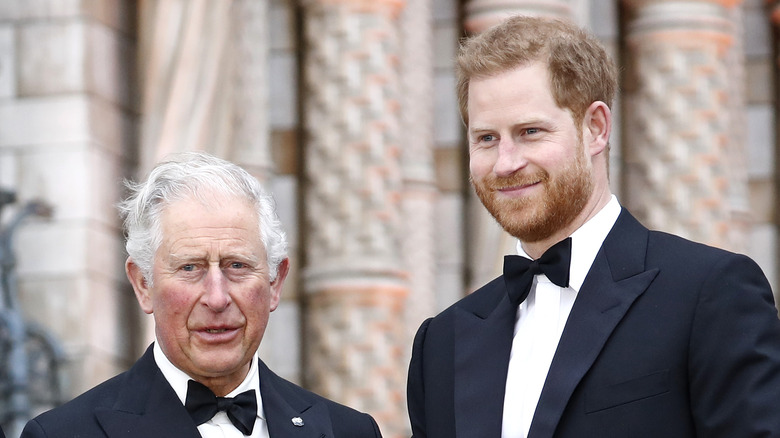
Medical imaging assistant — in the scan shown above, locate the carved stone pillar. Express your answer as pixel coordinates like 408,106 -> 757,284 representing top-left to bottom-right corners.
462,2 -> 575,289
399,0 -> 436,362
300,1 -> 408,436
623,0 -> 744,249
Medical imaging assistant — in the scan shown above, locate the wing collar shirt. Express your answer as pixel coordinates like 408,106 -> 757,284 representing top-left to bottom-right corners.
501,195 -> 621,438
154,342 -> 269,438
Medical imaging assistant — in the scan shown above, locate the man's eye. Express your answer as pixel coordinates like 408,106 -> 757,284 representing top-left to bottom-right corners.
229,262 -> 246,269
181,264 -> 196,272
481,134 -> 496,142
524,128 -> 540,135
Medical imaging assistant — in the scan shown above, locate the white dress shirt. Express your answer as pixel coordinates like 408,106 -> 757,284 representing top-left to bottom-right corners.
501,196 -> 621,438
154,342 -> 270,438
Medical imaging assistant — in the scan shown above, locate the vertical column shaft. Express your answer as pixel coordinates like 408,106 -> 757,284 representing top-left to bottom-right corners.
300,1 -> 408,436
622,0 -> 744,248
398,0 -> 437,368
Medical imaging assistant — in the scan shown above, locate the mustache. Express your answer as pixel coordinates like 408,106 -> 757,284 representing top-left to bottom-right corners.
480,171 -> 549,189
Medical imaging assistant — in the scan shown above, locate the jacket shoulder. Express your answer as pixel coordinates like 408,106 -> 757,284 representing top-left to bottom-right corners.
430,275 -> 506,324
23,371 -> 128,437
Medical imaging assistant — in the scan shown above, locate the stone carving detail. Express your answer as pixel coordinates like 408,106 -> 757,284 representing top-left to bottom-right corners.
304,287 -> 406,437
302,2 -> 404,287
300,2 -> 408,437
624,2 -> 736,248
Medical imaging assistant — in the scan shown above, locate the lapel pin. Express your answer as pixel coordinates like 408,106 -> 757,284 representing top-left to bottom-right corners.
292,417 -> 304,427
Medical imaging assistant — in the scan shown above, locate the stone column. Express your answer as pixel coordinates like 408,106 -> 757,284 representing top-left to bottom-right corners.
462,1 -> 575,289
622,0 -> 744,249
399,0 -> 437,360
300,1 -> 408,436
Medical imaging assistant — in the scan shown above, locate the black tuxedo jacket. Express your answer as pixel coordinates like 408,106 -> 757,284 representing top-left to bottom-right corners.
22,345 -> 382,438
408,209 -> 780,437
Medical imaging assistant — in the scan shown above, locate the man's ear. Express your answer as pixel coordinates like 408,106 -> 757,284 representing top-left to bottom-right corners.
269,258 -> 290,313
583,101 -> 612,157
126,258 -> 154,314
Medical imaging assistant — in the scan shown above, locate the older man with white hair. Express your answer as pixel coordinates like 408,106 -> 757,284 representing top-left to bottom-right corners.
23,152 -> 382,438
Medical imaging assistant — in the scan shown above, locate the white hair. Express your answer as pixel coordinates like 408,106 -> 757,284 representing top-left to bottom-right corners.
117,152 -> 288,285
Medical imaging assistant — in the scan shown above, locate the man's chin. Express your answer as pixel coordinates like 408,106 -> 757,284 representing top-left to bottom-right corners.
503,225 -> 550,243
492,209 -> 560,242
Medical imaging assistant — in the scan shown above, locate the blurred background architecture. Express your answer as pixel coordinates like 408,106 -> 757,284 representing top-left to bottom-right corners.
0,0 -> 778,437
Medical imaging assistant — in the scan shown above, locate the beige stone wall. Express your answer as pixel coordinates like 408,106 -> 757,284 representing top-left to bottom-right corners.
0,0 -> 138,404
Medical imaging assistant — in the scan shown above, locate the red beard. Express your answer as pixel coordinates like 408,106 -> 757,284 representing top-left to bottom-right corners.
472,153 -> 593,243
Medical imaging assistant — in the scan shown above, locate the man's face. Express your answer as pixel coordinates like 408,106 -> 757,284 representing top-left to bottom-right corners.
127,194 -> 286,393
468,62 -> 594,243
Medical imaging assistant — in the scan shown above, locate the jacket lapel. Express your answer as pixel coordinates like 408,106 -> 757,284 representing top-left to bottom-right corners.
94,346 -> 201,438
94,348 -> 331,437
453,279 -> 518,437
259,360 -> 333,437
528,210 -> 659,437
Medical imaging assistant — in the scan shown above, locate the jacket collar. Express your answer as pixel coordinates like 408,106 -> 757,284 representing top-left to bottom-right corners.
452,209 -> 659,437
94,345 -> 201,437
94,345 -> 335,437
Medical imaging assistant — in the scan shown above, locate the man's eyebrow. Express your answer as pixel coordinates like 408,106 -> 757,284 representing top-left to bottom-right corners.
166,253 -> 195,264
224,253 -> 261,263
468,127 -> 496,137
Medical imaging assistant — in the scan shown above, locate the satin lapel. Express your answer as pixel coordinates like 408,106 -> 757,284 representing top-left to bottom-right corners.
95,346 -> 201,438
259,360 -> 332,437
453,283 -> 517,437
528,210 -> 659,437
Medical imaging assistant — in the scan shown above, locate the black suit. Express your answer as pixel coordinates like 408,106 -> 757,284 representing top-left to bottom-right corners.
408,209 -> 780,437
23,345 -> 382,438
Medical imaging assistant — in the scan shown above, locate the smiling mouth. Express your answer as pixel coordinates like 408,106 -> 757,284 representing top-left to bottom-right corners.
205,328 -> 229,334
499,181 -> 540,191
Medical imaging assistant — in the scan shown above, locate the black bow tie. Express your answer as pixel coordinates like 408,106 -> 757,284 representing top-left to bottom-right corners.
184,380 -> 257,435
503,237 -> 572,306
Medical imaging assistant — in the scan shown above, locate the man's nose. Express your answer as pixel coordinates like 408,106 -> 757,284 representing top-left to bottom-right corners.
493,140 -> 527,177
202,266 -> 231,311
